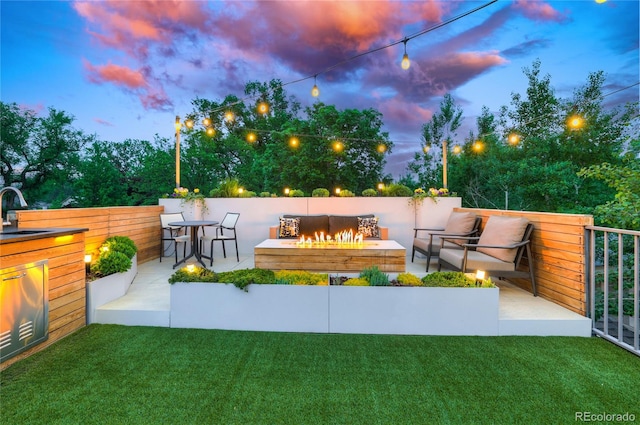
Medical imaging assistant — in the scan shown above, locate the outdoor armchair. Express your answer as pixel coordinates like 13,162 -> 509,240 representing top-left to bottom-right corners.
437,215 -> 537,296
412,212 -> 481,271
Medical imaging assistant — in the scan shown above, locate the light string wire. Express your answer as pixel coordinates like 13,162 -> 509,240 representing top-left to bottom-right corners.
183,0 -> 499,118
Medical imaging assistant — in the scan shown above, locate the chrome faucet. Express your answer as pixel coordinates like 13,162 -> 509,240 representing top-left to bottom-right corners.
0,186 -> 28,232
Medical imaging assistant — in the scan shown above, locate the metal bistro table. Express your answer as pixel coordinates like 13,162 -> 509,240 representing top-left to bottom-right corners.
169,220 -> 219,268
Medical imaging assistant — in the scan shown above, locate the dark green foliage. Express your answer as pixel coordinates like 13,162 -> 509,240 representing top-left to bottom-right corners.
421,272 -> 477,287
362,188 -> 377,197
2,326 -> 638,424
91,251 -> 132,277
359,266 -> 390,286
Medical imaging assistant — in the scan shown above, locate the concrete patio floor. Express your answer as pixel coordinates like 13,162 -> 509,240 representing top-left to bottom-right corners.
94,254 -> 592,337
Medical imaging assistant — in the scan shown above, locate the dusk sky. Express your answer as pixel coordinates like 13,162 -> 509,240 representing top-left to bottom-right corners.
2,0 -> 638,178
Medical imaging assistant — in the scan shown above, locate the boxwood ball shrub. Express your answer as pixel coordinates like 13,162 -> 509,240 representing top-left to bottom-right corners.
312,188 -> 330,197
362,188 -> 377,197
384,183 -> 412,197
338,189 -> 355,197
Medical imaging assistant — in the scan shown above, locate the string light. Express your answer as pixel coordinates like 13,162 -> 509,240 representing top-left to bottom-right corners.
257,102 -> 269,115
247,132 -> 257,143
206,127 -> 215,137
185,119 -> 194,129
568,115 -> 584,130
289,137 -> 299,148
377,144 -> 387,153
203,117 -> 211,127
508,133 -> 520,145
473,140 -> 483,152
452,145 -> 462,154
401,39 -> 411,70
311,75 -> 320,97
333,141 -> 344,152
224,111 -> 235,122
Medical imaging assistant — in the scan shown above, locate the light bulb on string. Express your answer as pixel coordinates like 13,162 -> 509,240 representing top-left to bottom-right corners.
224,111 -> 234,122
377,144 -> 387,153
453,145 -> 462,155
508,133 -> 520,145
203,117 -> 211,127
206,127 -> 215,137
401,39 -> 411,70
289,137 -> 299,148
185,119 -> 194,129
311,75 -> 320,97
333,141 -> 344,152
257,102 -> 269,115
247,132 -> 257,143
473,140 -> 483,152
568,115 -> 584,130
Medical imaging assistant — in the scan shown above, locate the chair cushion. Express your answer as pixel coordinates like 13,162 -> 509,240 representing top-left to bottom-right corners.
279,217 -> 300,238
357,216 -> 379,238
477,216 -> 529,263
440,248 -> 515,272
444,212 -> 478,246
413,237 -> 458,253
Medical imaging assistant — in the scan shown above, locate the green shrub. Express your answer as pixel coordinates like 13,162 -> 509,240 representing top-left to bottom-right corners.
215,268 -> 275,291
421,272 -> 477,287
92,251 -> 132,277
91,236 -> 137,278
338,189 -> 355,197
359,266 -> 390,286
343,277 -> 369,286
211,178 -> 242,197
362,188 -> 377,197
274,270 -> 328,286
259,191 -> 271,198
102,236 -> 137,259
397,272 -> 423,286
239,190 -> 256,198
384,183 -> 412,197
312,188 -> 330,197
168,267 -> 217,283
290,189 -> 305,197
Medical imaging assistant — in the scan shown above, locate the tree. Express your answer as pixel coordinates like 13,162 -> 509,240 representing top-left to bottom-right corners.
408,93 -> 463,189
1,102 -> 93,206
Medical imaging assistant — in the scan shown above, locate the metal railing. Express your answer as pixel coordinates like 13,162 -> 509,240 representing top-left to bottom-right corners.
586,226 -> 639,356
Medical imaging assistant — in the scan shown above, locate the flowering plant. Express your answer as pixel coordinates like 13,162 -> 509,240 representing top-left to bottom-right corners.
164,187 -> 208,213
409,187 -> 450,206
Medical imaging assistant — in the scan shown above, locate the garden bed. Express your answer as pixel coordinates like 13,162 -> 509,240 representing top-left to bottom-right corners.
169,279 -> 499,335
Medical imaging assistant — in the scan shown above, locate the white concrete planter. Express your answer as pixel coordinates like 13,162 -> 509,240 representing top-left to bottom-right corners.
329,285 -> 499,336
169,281 -> 499,336
86,254 -> 137,324
170,283 -> 329,332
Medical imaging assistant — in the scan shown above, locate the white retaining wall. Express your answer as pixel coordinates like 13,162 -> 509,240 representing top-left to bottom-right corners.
159,197 -> 461,255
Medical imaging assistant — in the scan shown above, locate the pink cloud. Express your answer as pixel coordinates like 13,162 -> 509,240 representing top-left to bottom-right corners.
94,118 -> 114,127
84,62 -> 147,89
513,0 -> 567,22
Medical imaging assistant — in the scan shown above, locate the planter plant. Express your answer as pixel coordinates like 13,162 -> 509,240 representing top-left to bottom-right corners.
90,236 -> 137,279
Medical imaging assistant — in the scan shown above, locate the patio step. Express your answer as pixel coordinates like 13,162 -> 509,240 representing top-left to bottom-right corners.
93,282 -> 171,327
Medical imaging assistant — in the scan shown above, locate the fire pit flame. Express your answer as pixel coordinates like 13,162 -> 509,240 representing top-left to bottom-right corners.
297,229 -> 363,247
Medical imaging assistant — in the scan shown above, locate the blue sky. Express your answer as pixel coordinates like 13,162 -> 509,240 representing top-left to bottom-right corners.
1,0 -> 638,178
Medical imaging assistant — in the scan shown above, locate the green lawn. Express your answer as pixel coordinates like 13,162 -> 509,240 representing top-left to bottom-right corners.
1,325 -> 638,425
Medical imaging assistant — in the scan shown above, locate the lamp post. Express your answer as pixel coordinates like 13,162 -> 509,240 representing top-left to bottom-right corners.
442,140 -> 448,190
175,116 -> 181,189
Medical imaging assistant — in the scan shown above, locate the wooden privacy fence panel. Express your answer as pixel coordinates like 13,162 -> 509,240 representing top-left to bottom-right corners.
17,206 -> 165,264
457,208 -> 593,315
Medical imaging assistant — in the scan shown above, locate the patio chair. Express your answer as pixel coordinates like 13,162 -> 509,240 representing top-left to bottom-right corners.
412,212 -> 481,271
200,212 -> 240,265
159,212 -> 190,263
437,216 -> 537,296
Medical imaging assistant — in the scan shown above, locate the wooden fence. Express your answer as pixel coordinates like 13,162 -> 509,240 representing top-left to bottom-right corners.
457,208 -> 593,315
17,206 -> 165,264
